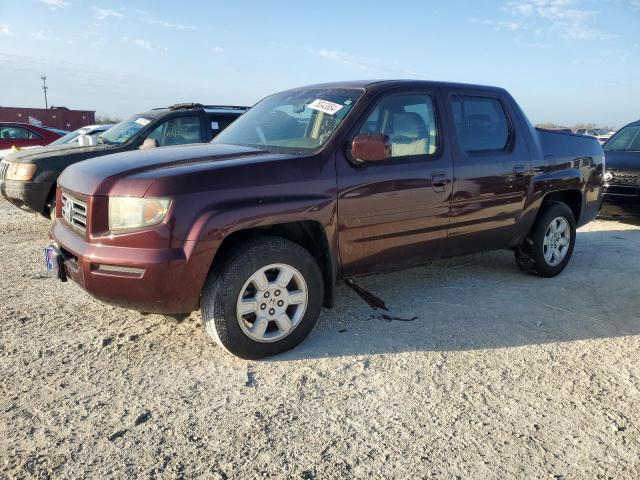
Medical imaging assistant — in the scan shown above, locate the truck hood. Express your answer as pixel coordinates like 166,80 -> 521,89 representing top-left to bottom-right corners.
605,150 -> 640,171
2,142 -> 119,164
58,143 -> 284,196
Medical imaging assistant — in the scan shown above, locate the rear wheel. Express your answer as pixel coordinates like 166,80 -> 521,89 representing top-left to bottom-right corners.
201,236 -> 323,359
515,202 -> 576,277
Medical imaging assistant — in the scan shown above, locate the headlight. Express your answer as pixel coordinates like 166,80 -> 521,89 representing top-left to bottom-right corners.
6,163 -> 37,181
108,197 -> 171,232
603,171 -> 613,183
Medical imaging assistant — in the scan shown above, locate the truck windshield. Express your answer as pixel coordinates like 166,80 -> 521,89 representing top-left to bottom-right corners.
100,115 -> 153,145
212,88 -> 363,154
604,126 -> 640,152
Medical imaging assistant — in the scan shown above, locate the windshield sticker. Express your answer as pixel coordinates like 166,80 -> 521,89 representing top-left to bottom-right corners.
308,99 -> 344,116
135,118 -> 151,126
211,121 -> 219,130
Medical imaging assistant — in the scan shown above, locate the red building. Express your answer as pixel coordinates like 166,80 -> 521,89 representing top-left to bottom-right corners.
0,106 -> 96,131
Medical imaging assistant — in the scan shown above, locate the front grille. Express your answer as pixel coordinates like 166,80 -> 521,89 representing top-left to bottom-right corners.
610,170 -> 640,187
0,160 -> 9,181
61,192 -> 87,233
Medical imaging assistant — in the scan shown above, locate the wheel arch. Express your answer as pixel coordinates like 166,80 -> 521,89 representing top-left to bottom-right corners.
207,220 -> 336,309
540,189 -> 582,224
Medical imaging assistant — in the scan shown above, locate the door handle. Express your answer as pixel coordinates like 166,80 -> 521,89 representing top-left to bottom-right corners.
431,173 -> 448,192
514,165 -> 527,177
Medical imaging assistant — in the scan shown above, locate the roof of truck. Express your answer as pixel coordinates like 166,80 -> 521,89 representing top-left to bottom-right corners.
284,79 -> 506,93
141,103 -> 249,118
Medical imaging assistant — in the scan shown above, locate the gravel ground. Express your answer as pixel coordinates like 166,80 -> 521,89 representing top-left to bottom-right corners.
1,198 -> 639,479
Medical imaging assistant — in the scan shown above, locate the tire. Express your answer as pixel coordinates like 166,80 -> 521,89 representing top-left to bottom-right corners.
201,236 -> 323,359
515,202 -> 576,277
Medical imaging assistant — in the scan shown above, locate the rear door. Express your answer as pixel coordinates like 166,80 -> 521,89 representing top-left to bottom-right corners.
443,89 -> 531,256
336,89 -> 453,276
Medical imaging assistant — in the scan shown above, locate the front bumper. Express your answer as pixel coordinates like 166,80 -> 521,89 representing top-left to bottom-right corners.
602,183 -> 640,215
603,184 -> 640,204
49,219 -> 204,314
0,179 -> 51,214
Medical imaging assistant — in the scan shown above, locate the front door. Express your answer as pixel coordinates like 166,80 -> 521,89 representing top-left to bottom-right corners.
443,90 -> 531,256
336,90 -> 453,276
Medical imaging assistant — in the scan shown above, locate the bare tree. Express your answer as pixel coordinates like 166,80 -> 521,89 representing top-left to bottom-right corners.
95,114 -> 122,125
572,122 -> 597,131
535,122 -> 569,130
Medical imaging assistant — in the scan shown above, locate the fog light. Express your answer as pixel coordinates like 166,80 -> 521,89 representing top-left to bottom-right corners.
91,263 -> 145,277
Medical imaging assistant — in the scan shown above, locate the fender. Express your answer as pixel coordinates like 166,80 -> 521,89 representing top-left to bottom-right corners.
180,192 -> 340,309
513,166 -> 585,245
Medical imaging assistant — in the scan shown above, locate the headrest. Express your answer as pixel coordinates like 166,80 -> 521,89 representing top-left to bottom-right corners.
392,112 -> 427,138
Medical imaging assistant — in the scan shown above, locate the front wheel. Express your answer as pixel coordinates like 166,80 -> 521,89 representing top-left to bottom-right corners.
515,202 -> 577,277
201,236 -> 323,359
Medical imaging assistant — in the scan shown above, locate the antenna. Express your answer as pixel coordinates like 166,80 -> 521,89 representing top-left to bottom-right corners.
41,75 -> 48,109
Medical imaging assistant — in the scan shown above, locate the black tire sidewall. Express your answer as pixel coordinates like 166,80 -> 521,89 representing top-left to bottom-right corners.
529,202 -> 577,277
202,237 -> 323,359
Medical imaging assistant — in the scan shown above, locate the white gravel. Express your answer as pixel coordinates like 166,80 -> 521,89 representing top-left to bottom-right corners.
1,198 -> 639,479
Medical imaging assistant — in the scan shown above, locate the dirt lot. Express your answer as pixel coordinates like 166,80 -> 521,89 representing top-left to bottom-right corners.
1,199 -> 639,479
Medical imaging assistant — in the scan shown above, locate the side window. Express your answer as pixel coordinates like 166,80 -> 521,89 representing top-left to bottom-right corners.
28,129 -> 42,139
146,116 -> 201,147
451,95 -> 510,152
0,126 -> 30,140
358,94 -> 438,158
209,115 -> 237,138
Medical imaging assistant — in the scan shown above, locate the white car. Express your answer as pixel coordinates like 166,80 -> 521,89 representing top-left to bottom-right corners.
0,124 -> 114,161
48,124 -> 114,147
575,128 -> 613,145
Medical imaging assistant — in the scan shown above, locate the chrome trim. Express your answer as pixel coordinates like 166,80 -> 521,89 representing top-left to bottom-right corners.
0,160 -> 9,181
61,192 -> 87,233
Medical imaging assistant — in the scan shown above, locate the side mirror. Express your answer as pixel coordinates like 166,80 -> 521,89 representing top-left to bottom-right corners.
77,133 -> 90,146
140,138 -> 158,150
351,133 -> 391,163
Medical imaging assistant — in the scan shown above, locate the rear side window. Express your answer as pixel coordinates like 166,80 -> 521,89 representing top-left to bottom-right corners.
358,94 -> 438,158
451,95 -> 510,152
209,114 -> 238,138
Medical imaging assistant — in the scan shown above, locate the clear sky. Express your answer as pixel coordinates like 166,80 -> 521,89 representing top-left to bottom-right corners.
1,0 -> 638,127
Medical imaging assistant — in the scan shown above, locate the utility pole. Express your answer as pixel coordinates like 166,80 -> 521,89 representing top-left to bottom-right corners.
41,76 -> 48,109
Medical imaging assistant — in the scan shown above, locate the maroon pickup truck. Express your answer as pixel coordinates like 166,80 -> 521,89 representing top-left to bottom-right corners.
47,80 -> 604,358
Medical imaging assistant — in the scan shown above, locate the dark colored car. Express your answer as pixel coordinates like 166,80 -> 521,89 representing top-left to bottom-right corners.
47,80 -> 604,358
0,122 -> 63,149
0,104 -> 248,218
602,120 -> 640,214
